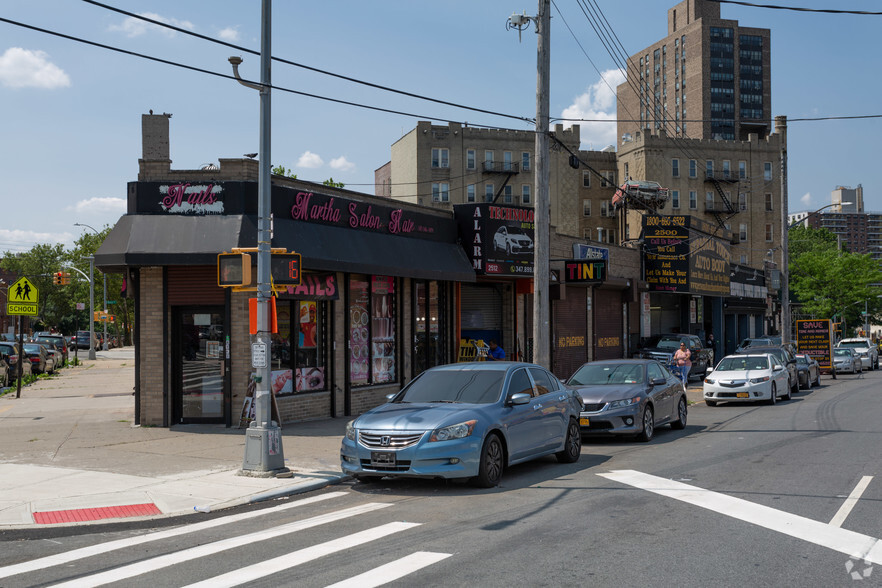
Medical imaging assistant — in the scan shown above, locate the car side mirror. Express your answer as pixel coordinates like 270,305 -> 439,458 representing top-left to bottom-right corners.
705,368 -> 713,376
508,392 -> 532,405
773,364 -> 784,371
651,377 -> 667,386
385,393 -> 398,402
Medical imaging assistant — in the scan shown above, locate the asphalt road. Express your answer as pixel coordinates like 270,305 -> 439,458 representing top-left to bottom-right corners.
2,368 -> 880,587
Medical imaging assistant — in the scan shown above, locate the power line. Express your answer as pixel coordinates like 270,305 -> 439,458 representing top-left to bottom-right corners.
708,0 -> 882,15
79,0 -> 533,125
0,16 -> 531,130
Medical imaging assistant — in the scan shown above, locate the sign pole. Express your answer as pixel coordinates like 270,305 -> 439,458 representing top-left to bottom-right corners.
16,316 -> 22,399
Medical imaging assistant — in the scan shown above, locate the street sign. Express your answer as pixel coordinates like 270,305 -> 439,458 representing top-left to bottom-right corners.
7,277 -> 38,316
76,302 -> 86,311
251,342 -> 268,368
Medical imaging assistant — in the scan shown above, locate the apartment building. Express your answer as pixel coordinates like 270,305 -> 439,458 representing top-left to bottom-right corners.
617,0 -> 771,145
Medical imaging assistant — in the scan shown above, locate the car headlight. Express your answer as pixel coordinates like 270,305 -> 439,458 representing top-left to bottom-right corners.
607,396 -> 641,409
429,420 -> 476,442
749,376 -> 770,383
704,378 -> 715,384
345,420 -> 357,441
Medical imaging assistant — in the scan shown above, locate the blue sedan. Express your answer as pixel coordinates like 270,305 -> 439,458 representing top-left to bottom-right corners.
340,362 -> 583,487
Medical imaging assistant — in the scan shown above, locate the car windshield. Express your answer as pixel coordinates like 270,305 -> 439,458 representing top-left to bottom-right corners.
739,339 -> 769,348
834,349 -> 851,357
505,227 -> 529,237
23,344 -> 41,353
568,363 -> 644,385
397,370 -> 505,404
716,356 -> 769,371
839,341 -> 867,348
796,356 -> 809,365
644,336 -> 684,350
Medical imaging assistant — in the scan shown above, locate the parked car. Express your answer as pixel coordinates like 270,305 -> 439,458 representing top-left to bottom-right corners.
734,345 -> 799,395
0,351 -> 10,387
566,359 -> 687,442
833,348 -> 861,374
39,341 -> 64,370
703,353 -> 791,406
0,342 -> 32,377
33,333 -> 68,367
492,225 -> 534,256
836,338 -> 878,370
340,362 -> 583,487
634,333 -> 713,380
795,354 -> 821,389
735,337 -> 776,352
22,343 -> 54,375
74,330 -> 97,350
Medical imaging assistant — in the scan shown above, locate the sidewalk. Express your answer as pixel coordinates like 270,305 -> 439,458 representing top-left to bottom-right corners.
0,348 -> 349,529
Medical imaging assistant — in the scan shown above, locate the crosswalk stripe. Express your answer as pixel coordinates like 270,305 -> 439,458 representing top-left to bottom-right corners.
599,470 -> 882,565
51,502 -> 392,588
324,551 -> 453,588
0,492 -> 348,580
182,522 -> 423,588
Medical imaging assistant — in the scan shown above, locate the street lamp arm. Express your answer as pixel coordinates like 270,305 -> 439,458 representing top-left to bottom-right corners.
62,264 -> 90,281
788,202 -> 853,230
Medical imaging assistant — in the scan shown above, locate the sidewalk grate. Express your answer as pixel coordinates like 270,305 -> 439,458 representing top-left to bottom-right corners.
33,503 -> 162,524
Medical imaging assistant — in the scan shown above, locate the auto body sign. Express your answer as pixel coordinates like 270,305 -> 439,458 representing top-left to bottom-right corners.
455,204 -> 535,276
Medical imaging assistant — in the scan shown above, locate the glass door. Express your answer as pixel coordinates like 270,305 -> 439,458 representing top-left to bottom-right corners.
173,307 -> 225,424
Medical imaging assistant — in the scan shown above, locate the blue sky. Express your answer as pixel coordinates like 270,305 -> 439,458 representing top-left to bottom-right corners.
1,1 -> 879,252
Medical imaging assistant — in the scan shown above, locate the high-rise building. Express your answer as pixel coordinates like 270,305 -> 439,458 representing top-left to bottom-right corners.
833,185 -> 864,213
617,0 -> 771,145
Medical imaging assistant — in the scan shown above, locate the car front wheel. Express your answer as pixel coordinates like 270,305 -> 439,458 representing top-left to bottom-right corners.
556,419 -> 582,463
671,397 -> 687,430
637,405 -> 655,442
474,433 -> 504,488
767,382 -> 777,405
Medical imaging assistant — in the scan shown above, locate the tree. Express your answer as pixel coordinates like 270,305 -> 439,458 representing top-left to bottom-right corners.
322,177 -> 345,188
1,243 -> 68,330
788,225 -> 882,334
272,165 -> 296,178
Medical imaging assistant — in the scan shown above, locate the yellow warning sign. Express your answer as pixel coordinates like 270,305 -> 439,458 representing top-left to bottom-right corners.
7,277 -> 38,316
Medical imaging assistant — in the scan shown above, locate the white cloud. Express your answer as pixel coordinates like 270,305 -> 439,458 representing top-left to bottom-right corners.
560,68 -> 626,150
0,48 -> 70,89
217,27 -> 240,42
68,197 -> 127,216
109,12 -> 194,38
329,156 -> 355,172
297,151 -> 324,169
0,228 -> 74,251
800,192 -> 812,206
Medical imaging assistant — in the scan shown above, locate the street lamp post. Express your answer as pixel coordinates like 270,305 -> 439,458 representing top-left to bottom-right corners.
74,223 -> 107,351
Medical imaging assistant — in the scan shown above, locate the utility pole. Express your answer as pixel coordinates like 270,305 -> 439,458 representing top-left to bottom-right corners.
231,0 -> 285,474
776,115 -> 790,344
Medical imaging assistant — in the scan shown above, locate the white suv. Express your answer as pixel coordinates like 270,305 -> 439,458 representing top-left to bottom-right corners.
836,338 -> 879,370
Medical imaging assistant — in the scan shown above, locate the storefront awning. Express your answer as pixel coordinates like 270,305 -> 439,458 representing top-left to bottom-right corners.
94,214 -> 253,270
272,219 -> 476,282
95,215 -> 476,283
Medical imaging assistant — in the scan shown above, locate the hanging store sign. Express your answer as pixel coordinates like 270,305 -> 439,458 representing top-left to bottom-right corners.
455,203 -> 535,277
642,215 -> 730,295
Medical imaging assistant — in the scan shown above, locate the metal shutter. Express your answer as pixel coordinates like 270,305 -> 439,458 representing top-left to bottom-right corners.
594,288 -> 624,360
460,284 -> 502,331
552,287 -> 588,379
167,266 -> 225,306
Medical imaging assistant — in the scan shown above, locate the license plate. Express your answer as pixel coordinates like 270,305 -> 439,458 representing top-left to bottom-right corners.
736,392 -> 749,398
370,451 -> 396,467
579,417 -> 590,426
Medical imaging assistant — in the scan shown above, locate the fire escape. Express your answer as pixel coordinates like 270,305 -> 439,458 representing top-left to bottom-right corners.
705,171 -> 740,231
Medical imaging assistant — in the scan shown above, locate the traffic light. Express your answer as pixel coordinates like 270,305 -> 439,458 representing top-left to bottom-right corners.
60,272 -> 70,285
217,253 -> 252,287
53,271 -> 63,285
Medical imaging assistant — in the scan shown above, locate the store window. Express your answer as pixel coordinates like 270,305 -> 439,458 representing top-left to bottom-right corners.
271,298 -> 327,394
349,275 -> 396,386
413,281 -> 446,376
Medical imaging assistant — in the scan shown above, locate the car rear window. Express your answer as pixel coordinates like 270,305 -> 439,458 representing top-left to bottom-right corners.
568,363 -> 644,385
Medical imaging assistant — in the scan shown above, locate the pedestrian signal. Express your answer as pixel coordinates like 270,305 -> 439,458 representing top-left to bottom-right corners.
218,253 -> 252,287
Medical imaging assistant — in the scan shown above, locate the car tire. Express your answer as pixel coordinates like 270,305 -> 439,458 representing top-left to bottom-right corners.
474,433 -> 504,488
767,383 -> 777,405
556,419 -> 582,463
671,397 -> 687,430
782,381 -> 792,402
637,405 -> 655,442
705,400 -> 717,407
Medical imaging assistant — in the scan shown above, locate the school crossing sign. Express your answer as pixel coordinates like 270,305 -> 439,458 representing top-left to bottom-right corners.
7,277 -> 38,316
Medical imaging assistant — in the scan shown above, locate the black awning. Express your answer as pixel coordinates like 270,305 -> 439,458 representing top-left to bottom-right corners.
94,214 -> 255,271
95,215 -> 476,282
271,219 -> 475,282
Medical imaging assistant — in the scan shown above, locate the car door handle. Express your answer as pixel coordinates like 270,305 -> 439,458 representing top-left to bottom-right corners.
558,395 -> 566,401
534,404 -> 542,411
